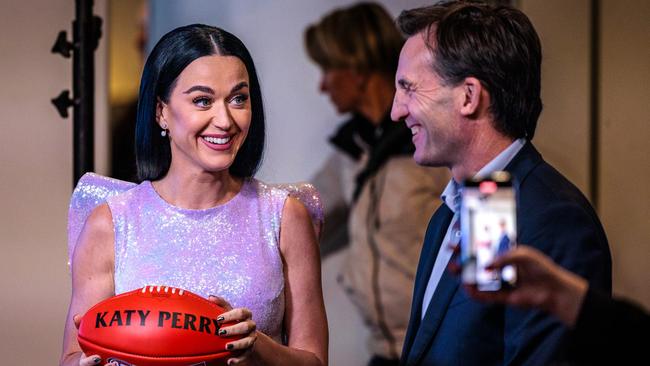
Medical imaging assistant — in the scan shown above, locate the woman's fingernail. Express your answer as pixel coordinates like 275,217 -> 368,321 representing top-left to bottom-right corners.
93,357 -> 101,364
219,329 -> 227,335
227,343 -> 234,350
217,315 -> 225,323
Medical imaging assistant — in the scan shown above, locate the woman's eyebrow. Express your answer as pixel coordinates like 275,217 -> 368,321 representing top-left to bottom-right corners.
183,85 -> 215,94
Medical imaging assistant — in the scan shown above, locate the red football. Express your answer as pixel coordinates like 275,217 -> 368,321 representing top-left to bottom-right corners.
78,286 -> 240,366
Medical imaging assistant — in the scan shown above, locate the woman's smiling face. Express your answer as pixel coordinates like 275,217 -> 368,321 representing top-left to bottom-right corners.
158,55 -> 252,174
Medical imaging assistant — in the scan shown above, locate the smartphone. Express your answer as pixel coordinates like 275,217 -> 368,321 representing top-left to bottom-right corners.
460,171 -> 517,291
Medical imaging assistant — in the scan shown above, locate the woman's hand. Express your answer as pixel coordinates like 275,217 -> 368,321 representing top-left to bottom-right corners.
78,353 -> 99,366
208,295 -> 258,365
73,315 -> 118,366
78,353 -> 117,366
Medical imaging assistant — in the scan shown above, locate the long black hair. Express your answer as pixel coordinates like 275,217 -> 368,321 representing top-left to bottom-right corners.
135,24 -> 265,181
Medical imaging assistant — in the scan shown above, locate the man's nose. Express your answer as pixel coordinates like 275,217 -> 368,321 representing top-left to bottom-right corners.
390,92 -> 407,122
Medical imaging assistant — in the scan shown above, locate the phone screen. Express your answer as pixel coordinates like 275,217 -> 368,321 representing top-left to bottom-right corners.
460,171 -> 517,291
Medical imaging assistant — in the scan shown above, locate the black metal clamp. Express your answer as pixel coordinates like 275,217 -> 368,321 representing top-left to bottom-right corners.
51,0 -> 103,186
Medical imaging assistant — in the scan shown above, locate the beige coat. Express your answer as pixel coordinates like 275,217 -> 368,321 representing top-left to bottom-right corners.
340,156 -> 449,359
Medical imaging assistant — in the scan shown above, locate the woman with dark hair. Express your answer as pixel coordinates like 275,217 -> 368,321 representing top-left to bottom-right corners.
60,24 -> 327,366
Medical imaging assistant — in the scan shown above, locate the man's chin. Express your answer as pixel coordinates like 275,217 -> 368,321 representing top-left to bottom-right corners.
414,152 -> 445,168
413,154 -> 432,167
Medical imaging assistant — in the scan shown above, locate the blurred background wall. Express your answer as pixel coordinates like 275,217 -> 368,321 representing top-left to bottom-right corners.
0,0 -> 647,365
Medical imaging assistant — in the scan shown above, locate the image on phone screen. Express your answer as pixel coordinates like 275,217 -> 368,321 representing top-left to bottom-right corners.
460,172 -> 517,291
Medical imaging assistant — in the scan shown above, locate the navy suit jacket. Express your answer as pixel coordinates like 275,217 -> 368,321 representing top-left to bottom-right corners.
401,143 -> 612,366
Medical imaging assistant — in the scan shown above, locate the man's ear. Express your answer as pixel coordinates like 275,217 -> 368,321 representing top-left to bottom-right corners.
459,77 -> 483,117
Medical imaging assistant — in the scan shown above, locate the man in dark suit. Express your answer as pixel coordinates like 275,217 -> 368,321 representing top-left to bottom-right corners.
496,219 -> 512,256
390,2 -> 612,365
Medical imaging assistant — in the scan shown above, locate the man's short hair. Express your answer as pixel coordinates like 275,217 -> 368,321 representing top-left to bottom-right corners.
397,1 -> 543,139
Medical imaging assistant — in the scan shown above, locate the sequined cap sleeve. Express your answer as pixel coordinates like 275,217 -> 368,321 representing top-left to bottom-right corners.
271,182 -> 323,239
67,173 -> 136,264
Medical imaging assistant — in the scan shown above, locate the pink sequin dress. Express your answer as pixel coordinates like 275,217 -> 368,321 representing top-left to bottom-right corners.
67,173 -> 323,343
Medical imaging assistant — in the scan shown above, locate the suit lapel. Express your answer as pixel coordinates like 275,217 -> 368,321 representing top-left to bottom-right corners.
406,268 -> 460,365
402,205 -> 453,365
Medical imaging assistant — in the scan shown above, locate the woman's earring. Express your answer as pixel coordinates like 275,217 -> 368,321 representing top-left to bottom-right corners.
161,124 -> 168,137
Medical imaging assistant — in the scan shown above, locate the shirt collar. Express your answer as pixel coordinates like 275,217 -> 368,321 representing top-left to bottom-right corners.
441,138 -> 526,213
474,138 -> 526,180
441,179 -> 462,213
